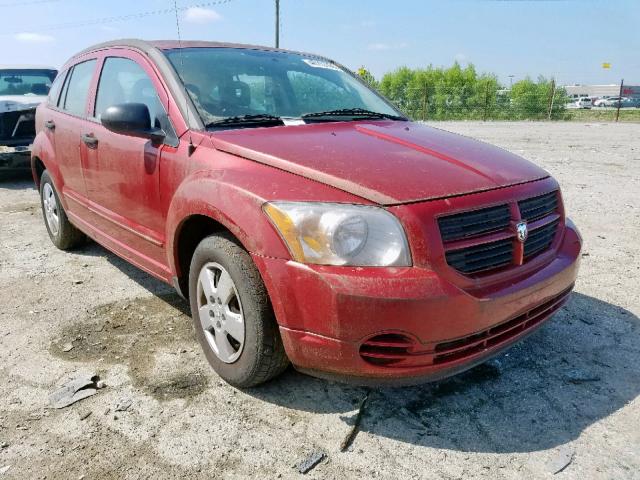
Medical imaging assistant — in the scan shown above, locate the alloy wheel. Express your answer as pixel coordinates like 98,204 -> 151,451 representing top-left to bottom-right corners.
42,183 -> 60,236
196,262 -> 245,363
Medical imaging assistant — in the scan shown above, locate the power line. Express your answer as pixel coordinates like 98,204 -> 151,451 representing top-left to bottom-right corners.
3,0 -> 234,35
0,0 -> 61,6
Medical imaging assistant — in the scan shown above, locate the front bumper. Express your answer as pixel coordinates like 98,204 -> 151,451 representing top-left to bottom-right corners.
253,219 -> 581,386
0,146 -> 31,172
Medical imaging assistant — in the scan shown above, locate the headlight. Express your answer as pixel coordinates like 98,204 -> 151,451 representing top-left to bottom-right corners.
263,202 -> 411,266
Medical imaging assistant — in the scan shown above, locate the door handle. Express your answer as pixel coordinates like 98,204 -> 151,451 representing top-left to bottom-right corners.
44,120 -> 55,131
81,133 -> 98,149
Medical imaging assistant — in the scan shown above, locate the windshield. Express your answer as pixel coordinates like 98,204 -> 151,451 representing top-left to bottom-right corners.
163,47 -> 402,126
0,69 -> 57,97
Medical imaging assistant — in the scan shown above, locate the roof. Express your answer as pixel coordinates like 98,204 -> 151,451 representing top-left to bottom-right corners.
150,40 -> 324,57
75,38 -> 322,60
0,65 -> 57,71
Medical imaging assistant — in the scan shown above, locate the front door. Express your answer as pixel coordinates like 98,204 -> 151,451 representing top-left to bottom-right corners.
81,53 -> 177,279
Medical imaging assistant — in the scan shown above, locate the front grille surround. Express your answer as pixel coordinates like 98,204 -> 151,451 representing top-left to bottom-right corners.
438,190 -> 561,276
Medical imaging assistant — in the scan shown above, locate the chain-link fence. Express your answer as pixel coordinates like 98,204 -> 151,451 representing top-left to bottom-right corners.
390,84 -> 566,121
358,67 -> 640,123
381,84 -> 640,123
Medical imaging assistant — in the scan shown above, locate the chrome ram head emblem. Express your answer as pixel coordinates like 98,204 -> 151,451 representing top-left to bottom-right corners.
516,221 -> 528,243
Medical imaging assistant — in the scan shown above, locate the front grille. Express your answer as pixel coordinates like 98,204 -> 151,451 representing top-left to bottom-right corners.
0,109 -> 36,143
445,238 -> 513,274
433,285 -> 572,365
439,189 -> 560,276
525,219 -> 559,258
438,204 -> 511,242
518,191 -> 558,222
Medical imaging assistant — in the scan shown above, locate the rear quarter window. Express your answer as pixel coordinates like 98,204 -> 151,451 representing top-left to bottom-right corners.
48,70 -> 67,106
61,59 -> 96,116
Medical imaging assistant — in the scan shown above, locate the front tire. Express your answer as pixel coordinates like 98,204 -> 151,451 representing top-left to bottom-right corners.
188,233 -> 289,387
39,170 -> 85,250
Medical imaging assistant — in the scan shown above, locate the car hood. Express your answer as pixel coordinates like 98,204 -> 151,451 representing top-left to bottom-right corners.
0,95 -> 46,114
209,120 -> 548,205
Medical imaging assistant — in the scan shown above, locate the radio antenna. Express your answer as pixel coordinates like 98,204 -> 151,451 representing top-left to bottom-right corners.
172,0 -> 196,156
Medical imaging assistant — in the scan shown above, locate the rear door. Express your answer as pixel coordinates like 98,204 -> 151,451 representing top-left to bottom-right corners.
81,51 -> 178,276
38,69 -> 67,167
52,58 -> 97,200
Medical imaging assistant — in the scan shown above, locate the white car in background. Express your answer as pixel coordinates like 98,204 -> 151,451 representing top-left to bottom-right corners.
575,97 -> 592,109
0,65 -> 57,173
595,96 -> 629,108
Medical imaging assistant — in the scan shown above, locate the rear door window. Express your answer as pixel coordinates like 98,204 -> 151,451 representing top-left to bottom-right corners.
61,60 -> 96,116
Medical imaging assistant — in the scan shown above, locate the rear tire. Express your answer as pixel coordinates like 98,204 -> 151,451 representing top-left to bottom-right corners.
188,233 -> 289,387
39,170 -> 85,250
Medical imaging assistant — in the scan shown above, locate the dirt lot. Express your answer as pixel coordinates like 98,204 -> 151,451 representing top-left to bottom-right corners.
0,122 -> 638,479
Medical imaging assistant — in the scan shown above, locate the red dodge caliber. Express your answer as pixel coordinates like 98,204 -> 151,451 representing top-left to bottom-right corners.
32,40 -> 581,387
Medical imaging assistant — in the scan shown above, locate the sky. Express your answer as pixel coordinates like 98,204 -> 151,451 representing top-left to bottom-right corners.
1,0 -> 638,87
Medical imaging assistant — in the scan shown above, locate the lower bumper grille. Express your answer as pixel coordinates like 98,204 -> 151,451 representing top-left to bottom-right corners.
358,286 -> 573,368
359,333 -> 414,367
433,285 -> 572,365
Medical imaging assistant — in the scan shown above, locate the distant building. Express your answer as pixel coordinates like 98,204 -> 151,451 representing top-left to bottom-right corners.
563,84 -> 640,99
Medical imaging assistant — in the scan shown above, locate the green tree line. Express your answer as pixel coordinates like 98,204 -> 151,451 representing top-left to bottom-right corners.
357,63 -> 570,121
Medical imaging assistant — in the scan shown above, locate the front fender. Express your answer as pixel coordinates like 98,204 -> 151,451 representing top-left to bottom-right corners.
165,168 -> 292,276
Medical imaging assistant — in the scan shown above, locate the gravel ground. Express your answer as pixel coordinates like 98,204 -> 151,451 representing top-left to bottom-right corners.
0,121 -> 638,479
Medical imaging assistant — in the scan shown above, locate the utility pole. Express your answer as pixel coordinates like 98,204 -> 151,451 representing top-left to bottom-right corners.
616,78 -> 624,122
275,0 -> 280,48
422,81 -> 428,121
547,78 -> 556,121
483,82 -> 490,122
508,75 -> 515,89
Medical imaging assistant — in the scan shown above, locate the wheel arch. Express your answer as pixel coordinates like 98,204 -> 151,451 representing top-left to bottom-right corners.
32,156 -> 46,188
166,173 -> 291,299
172,213 -> 237,298
31,129 -> 57,189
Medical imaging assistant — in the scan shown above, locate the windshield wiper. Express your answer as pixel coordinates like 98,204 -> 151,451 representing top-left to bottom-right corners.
301,108 -> 406,121
206,114 -> 284,129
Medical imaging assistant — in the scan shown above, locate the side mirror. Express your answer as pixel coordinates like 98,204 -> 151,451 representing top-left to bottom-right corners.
101,103 -> 165,144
